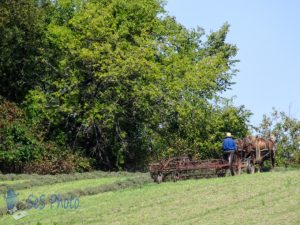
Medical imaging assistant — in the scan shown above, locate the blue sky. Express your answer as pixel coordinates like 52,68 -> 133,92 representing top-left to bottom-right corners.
165,0 -> 300,127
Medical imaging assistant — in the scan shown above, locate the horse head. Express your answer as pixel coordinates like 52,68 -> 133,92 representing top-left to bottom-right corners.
235,139 -> 243,150
243,136 -> 255,152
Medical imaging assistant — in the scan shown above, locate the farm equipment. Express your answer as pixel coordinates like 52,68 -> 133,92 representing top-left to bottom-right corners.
149,155 -> 246,183
149,136 -> 277,183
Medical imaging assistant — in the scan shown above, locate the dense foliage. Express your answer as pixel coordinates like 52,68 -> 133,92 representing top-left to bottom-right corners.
0,97 -> 92,173
0,0 -> 49,102
257,109 -> 300,167
0,0 -> 251,172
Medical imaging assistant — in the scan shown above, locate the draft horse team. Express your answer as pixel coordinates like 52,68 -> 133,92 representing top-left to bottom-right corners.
223,133 -> 276,175
149,133 -> 277,183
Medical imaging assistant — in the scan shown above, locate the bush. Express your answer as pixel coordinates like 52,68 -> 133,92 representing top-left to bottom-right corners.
0,98 -> 43,172
23,153 -> 93,174
0,98 -> 93,174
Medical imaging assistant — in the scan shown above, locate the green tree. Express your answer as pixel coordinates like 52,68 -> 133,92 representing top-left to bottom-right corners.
0,0 -> 52,102
24,0 -> 251,170
257,109 -> 300,166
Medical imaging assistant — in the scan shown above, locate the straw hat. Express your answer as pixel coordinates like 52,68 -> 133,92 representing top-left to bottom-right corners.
226,132 -> 232,137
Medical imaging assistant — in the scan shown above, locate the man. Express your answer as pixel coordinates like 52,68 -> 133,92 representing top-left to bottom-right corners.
222,132 -> 237,164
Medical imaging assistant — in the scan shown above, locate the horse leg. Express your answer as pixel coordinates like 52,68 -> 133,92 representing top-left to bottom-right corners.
229,152 -> 233,165
271,150 -> 275,169
258,160 -> 264,173
246,157 -> 255,174
229,152 -> 235,176
256,163 -> 261,173
246,158 -> 251,174
229,152 -> 233,175
259,150 -> 270,172
237,156 -> 242,175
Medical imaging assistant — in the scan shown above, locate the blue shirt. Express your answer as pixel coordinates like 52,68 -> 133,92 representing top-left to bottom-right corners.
223,137 -> 236,151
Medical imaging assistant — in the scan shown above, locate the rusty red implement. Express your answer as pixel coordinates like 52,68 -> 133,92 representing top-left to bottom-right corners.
149,156 -> 246,183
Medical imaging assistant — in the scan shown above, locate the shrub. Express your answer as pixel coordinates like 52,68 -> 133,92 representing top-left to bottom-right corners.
0,98 -> 93,174
23,153 -> 93,174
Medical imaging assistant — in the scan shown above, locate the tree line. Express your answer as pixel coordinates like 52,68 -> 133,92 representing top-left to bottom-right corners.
5,0 -> 298,173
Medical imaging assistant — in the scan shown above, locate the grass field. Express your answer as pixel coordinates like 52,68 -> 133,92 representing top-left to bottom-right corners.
0,169 -> 300,225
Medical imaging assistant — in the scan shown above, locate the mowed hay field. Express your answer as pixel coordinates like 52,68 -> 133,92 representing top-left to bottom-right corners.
0,169 -> 300,225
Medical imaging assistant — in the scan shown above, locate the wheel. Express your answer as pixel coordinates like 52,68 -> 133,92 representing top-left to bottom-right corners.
171,172 -> 180,182
216,169 -> 226,177
156,173 -> 163,183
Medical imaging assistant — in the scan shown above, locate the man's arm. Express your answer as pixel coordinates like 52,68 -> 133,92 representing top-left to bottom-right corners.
233,140 -> 237,150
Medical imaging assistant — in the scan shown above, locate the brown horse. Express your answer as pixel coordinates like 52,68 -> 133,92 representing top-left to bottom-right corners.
236,136 -> 254,157
252,137 -> 276,169
236,136 -> 276,172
